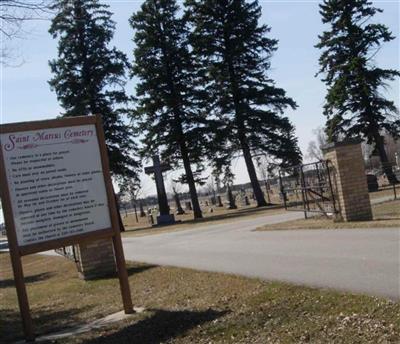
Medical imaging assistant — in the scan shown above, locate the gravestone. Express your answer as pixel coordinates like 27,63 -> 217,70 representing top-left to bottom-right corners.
144,155 -> 175,225
265,181 -> 272,204
185,201 -> 192,211
147,209 -> 154,225
226,186 -> 237,209
174,192 -> 185,215
139,202 -> 146,217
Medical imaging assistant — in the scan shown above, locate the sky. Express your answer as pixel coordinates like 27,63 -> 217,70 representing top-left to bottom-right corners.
1,0 -> 399,198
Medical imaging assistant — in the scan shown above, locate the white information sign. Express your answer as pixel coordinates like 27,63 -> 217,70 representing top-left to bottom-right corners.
0,124 -> 111,246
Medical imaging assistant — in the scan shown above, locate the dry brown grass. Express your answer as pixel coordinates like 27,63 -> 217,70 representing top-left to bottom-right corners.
1,253 -> 399,343
257,200 -> 400,231
369,185 -> 399,200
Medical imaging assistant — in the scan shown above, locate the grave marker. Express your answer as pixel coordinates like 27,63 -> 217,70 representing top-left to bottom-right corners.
144,155 -> 175,225
226,186 -> 237,209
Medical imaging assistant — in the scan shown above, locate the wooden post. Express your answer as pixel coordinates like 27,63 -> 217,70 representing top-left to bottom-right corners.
0,143 -> 34,340
95,115 -> 133,314
112,232 -> 134,314
9,253 -> 34,341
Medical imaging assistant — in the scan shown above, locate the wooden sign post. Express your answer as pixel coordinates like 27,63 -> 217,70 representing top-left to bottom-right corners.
0,115 -> 133,341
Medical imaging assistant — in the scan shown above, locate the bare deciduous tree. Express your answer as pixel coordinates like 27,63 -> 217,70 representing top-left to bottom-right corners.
306,127 -> 327,162
1,1 -> 53,64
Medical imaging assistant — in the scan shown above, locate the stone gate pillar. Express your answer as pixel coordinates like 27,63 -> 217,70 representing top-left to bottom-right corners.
323,139 -> 372,221
75,238 -> 116,280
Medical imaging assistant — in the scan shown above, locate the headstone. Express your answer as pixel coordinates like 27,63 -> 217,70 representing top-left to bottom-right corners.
139,202 -> 146,217
265,181 -> 272,204
144,155 -> 175,225
147,209 -> 154,225
217,195 -> 223,207
174,193 -> 185,215
226,186 -> 237,209
185,201 -> 192,211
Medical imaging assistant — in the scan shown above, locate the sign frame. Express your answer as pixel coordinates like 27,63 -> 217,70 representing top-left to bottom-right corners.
0,115 -> 133,341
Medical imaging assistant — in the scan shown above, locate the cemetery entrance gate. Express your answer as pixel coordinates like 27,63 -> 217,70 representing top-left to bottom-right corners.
278,160 -> 338,219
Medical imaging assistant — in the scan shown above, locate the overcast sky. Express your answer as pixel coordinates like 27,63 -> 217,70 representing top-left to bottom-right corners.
1,0 -> 399,197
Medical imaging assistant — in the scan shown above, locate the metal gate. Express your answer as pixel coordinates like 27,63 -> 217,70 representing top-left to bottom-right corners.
278,160 -> 338,218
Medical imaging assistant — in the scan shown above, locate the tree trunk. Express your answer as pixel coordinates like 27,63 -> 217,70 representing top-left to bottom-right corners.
240,138 -> 267,207
153,13 -> 202,219
222,26 -> 267,208
180,142 -> 203,219
374,134 -> 398,184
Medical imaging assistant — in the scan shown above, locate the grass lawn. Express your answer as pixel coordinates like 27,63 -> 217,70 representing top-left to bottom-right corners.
369,185 -> 399,201
120,186 -> 397,238
1,253 -> 399,343
257,200 -> 400,231
122,204 -> 285,237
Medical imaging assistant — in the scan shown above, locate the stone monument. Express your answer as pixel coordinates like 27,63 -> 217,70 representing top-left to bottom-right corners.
144,155 -> 175,225
226,185 -> 237,209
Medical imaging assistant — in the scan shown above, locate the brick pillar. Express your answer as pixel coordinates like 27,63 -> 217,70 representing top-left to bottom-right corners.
323,139 -> 372,221
75,238 -> 116,280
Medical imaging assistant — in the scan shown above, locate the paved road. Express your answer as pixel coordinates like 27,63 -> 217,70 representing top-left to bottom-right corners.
122,211 -> 400,300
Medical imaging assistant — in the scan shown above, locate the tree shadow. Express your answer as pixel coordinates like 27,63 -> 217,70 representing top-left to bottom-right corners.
0,306 -> 93,343
85,308 -> 228,344
0,272 -> 55,289
85,264 -> 158,281
126,264 -> 158,277
373,217 -> 400,221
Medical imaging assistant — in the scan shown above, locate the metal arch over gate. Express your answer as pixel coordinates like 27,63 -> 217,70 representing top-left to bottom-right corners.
278,160 -> 338,219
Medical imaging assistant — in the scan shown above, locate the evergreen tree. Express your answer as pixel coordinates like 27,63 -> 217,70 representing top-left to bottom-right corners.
186,0 -> 301,207
130,0 -> 210,219
49,0 -> 140,185
316,0 -> 400,183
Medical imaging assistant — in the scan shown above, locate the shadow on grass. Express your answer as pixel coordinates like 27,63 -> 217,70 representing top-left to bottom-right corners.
83,264 -> 158,281
84,308 -> 228,344
372,217 -> 400,221
0,272 -> 55,289
126,264 -> 158,277
0,306 -> 92,343
126,204 -> 282,233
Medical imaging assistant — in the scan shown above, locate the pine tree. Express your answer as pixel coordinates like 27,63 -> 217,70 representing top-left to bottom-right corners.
130,0 -> 210,219
186,0 -> 301,207
316,0 -> 400,183
48,0 -> 139,185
